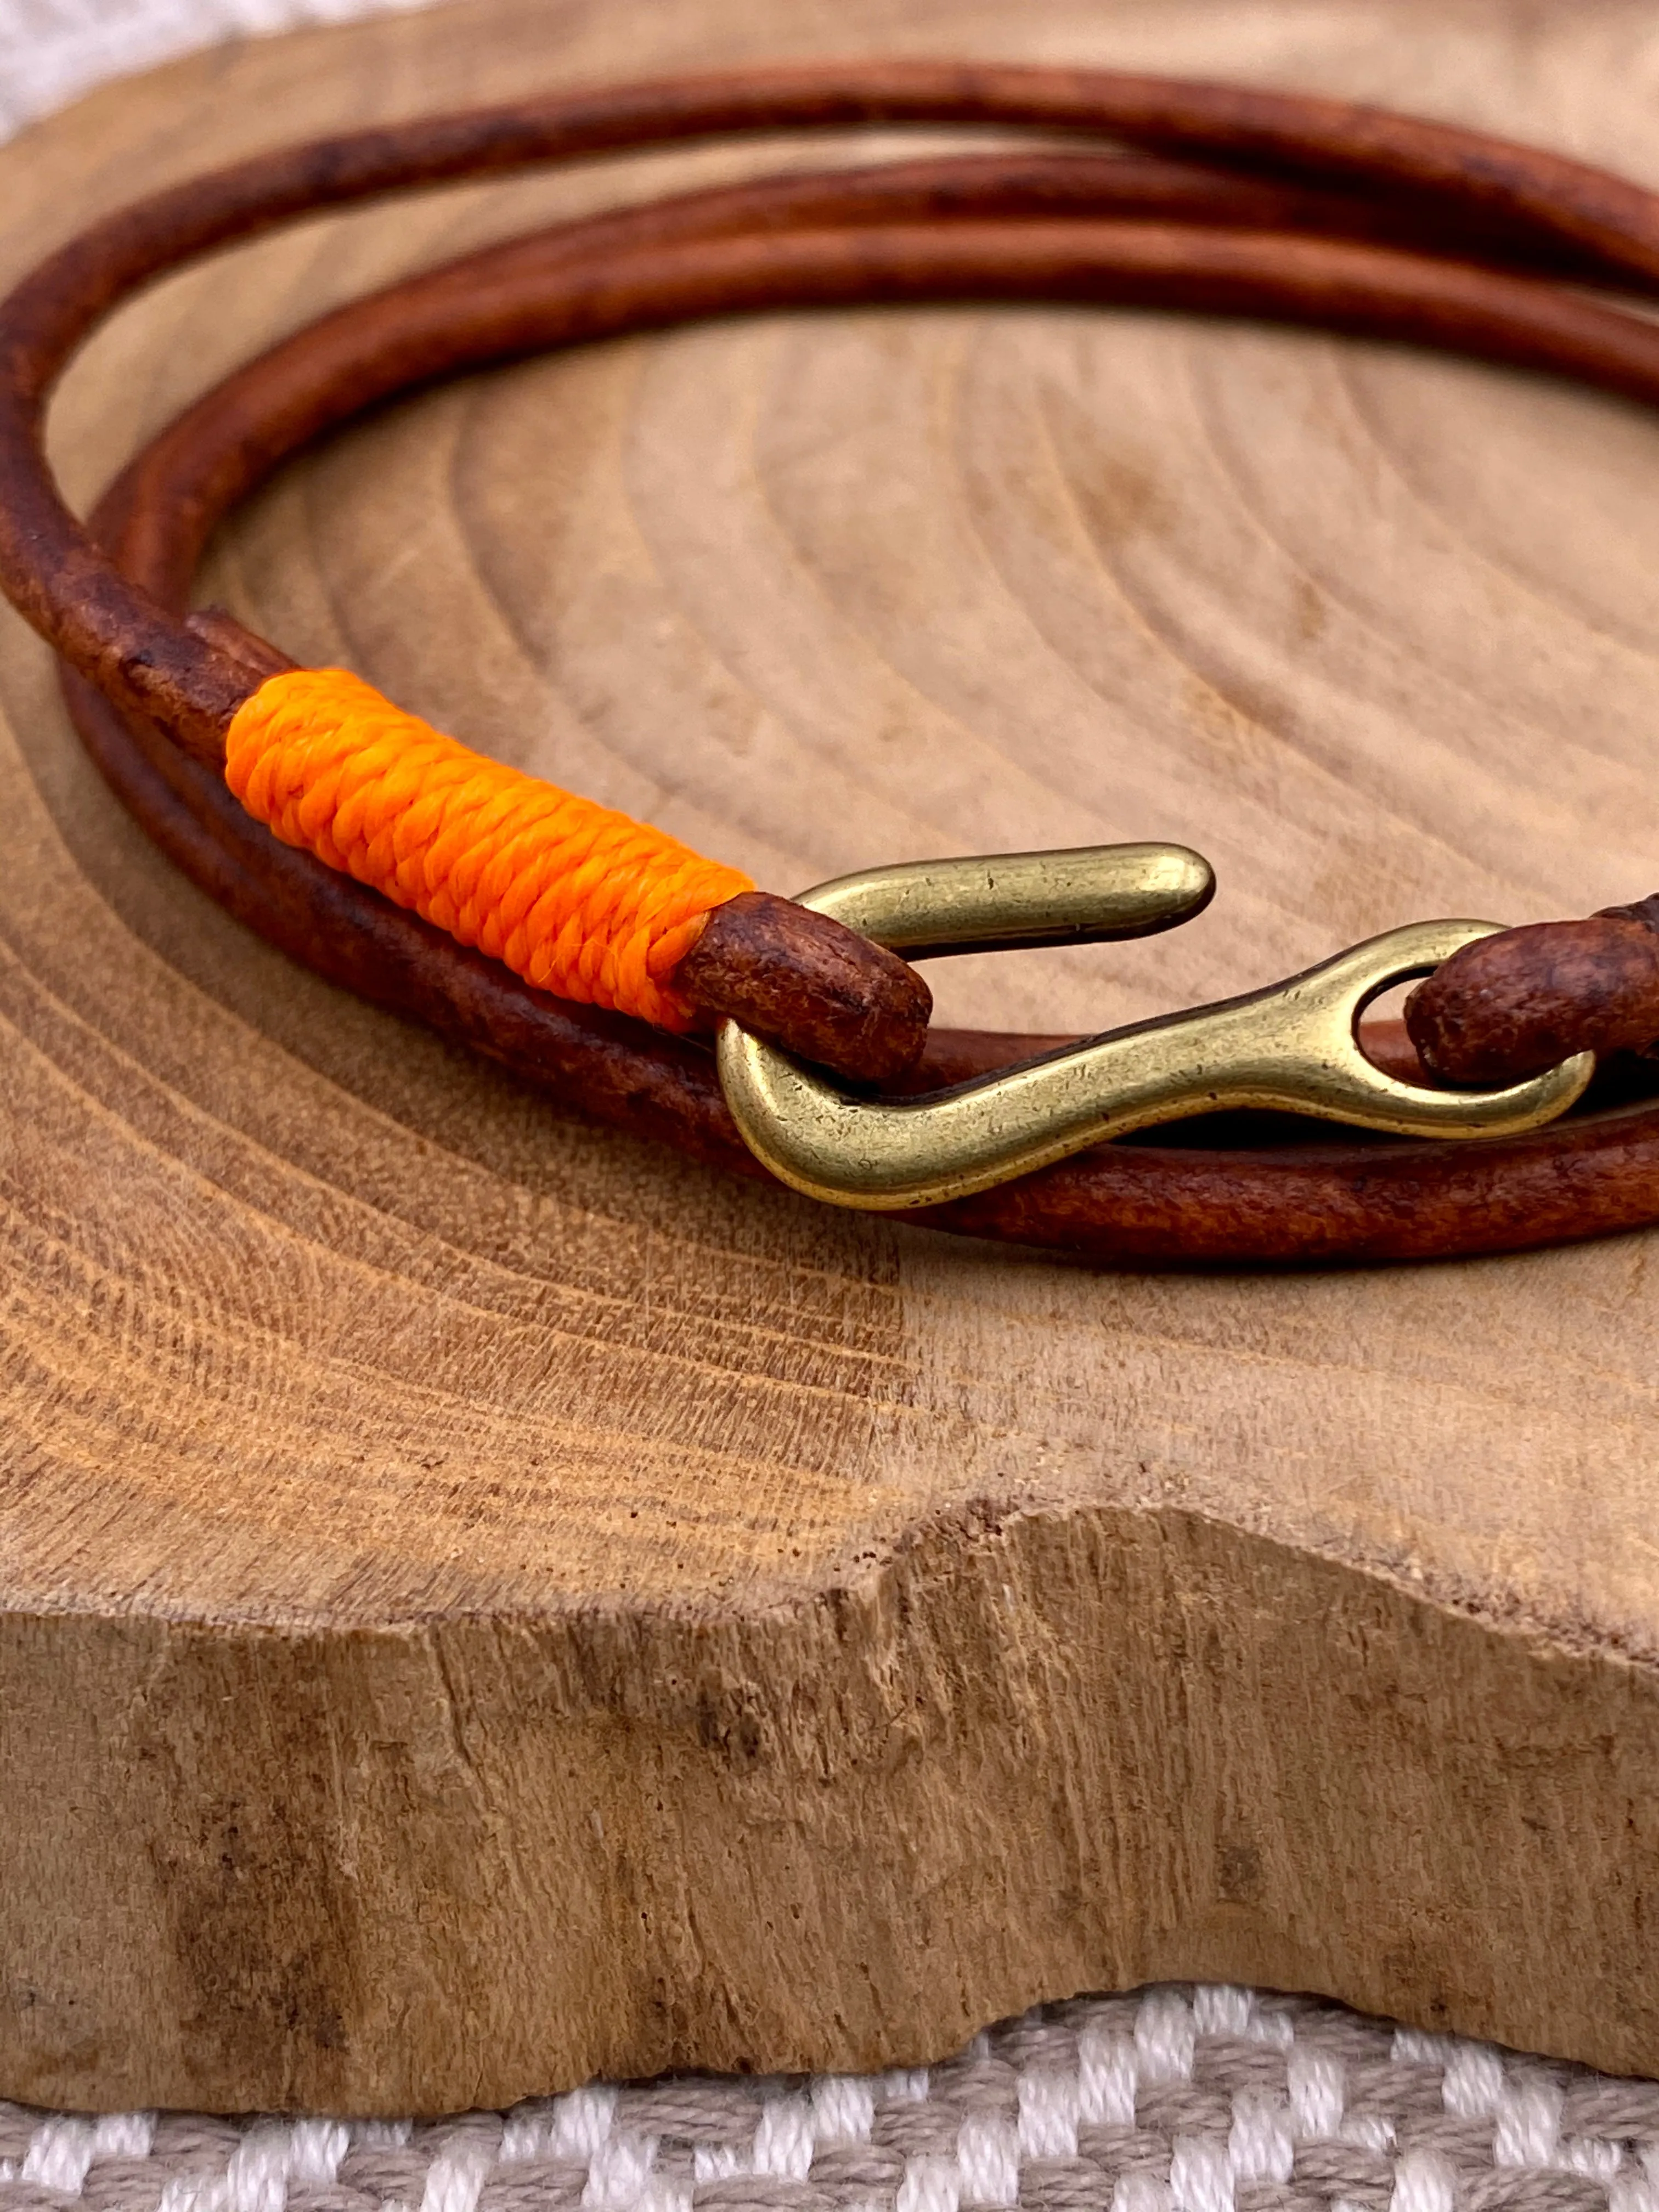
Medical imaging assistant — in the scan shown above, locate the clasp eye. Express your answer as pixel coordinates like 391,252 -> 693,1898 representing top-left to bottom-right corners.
715,844 -> 1594,1212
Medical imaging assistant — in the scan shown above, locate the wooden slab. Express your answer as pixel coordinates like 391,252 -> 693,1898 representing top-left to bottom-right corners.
7,0 -> 1659,2118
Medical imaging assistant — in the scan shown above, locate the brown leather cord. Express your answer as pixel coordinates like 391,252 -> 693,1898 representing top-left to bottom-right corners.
14,64 -> 1659,1262
15,62 -> 1659,757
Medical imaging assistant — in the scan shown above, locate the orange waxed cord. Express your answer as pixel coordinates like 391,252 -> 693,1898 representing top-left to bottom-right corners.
223,668 -> 754,1030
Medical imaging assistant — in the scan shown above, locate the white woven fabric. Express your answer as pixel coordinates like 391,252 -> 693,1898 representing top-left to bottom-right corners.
0,1987 -> 1656,2211
0,0 -> 425,136
0,4 -> 1652,2199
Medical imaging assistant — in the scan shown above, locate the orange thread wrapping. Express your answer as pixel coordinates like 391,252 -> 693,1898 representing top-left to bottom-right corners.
223,668 -> 754,1030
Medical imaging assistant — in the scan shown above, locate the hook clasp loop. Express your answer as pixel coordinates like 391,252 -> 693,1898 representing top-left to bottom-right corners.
715,844 -> 1593,1211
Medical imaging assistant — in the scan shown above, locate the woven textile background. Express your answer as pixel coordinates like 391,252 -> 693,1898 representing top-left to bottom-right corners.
0,0 -> 426,132
3,1988 -> 1659,2212
3,3 -> 1657,2207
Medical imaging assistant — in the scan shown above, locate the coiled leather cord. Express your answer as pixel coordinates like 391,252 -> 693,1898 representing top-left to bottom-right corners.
12,62 -> 1659,1263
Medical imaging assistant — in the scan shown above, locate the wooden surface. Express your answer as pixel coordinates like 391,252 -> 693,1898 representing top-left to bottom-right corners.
8,0 -> 1659,2118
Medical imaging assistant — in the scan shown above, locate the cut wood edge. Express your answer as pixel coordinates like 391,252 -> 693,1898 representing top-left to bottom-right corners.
2,1498 -> 1654,2113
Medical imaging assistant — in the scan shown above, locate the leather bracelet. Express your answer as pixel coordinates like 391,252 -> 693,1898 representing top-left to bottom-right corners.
10,61 -> 1659,1263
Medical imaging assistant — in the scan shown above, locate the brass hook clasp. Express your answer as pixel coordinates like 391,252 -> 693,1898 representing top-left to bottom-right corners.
715,844 -> 1594,1211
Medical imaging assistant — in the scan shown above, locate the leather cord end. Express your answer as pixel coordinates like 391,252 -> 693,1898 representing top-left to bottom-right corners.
1406,911 -> 1659,1084
674,890 -> 933,1084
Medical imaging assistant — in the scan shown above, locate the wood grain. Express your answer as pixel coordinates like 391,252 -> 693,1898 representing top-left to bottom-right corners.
8,0 -> 1659,2115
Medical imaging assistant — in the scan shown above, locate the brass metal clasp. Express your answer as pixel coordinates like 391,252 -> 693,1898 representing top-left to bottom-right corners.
715,844 -> 1594,1211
